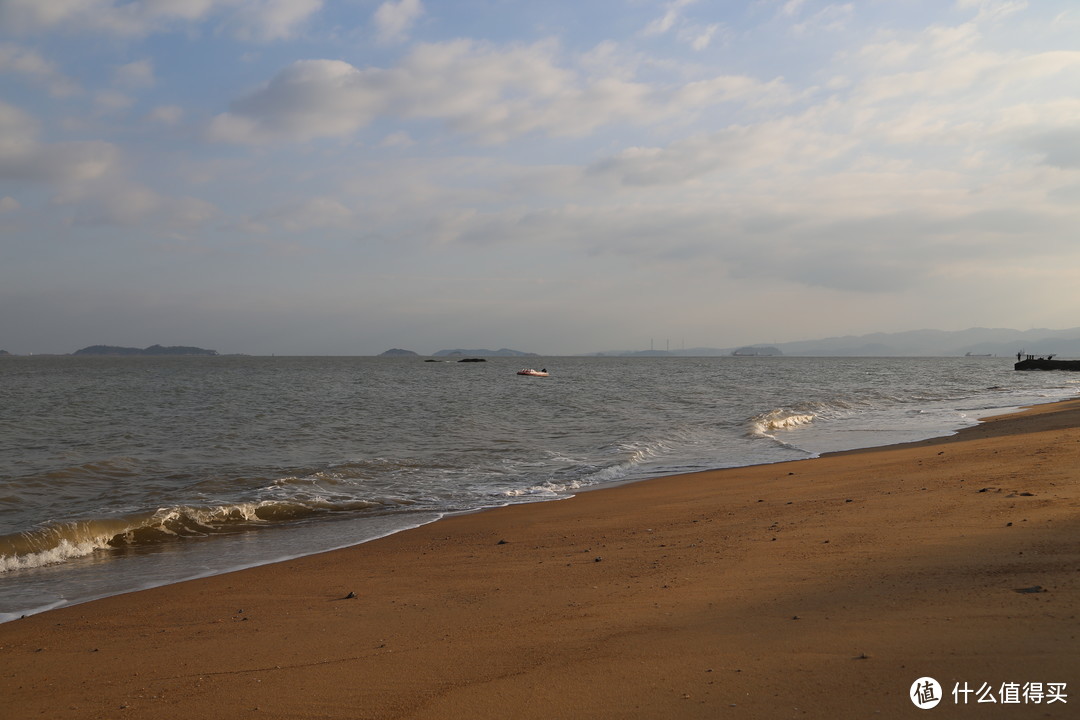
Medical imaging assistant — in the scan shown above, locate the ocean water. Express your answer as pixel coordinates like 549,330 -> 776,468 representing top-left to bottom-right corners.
1,355 -> 1076,621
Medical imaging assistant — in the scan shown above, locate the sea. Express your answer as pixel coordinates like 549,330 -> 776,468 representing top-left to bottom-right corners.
2,355 -> 1077,622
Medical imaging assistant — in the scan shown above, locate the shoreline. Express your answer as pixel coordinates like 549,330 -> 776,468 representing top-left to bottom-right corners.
2,399 -> 1077,718
0,398 -> 997,624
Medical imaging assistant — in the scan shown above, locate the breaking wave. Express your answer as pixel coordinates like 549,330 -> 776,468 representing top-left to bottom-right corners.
0,497 -> 388,573
502,479 -> 585,498
748,409 -> 817,437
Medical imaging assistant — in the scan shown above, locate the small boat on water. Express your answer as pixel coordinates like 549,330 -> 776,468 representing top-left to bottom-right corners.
517,368 -> 549,377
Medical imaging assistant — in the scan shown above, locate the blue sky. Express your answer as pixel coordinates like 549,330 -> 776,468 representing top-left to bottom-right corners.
2,0 -> 1079,355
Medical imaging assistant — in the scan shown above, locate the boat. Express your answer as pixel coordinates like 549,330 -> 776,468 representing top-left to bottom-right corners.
517,368 -> 549,377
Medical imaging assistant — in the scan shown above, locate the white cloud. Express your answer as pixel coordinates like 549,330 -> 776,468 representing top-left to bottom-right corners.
207,59 -> 387,143
791,3 -> 854,35
380,130 -> 415,147
955,0 -> 1028,23
209,41 -> 794,145
64,180 -> 217,230
7,0 -> 1080,355
643,0 -> 698,36
682,23 -> 720,51
586,125 -> 796,185
641,0 -> 721,51
205,113 -> 266,144
0,0 -> 321,40
778,0 -> 807,17
374,0 -> 423,45
853,38 -> 919,70
0,42 -> 79,96
148,105 -> 184,124
421,152 -> 1079,297
113,59 -> 155,89
95,89 -> 135,113
229,0 -> 322,41
0,0 -> 213,35
1024,128 -> 1080,169
991,50 -> 1080,88
255,195 -> 354,231
848,19 -> 1080,115
0,101 -> 119,183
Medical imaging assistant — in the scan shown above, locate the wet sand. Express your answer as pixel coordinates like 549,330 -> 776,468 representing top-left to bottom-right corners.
2,400 -> 1078,719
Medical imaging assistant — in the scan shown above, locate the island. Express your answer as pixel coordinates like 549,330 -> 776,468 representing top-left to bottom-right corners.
731,346 -> 783,356
73,344 -> 219,356
433,348 -> 539,357
379,349 -> 420,357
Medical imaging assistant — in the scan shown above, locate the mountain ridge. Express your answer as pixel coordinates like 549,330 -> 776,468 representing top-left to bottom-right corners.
72,344 -> 219,356
588,327 -> 1080,357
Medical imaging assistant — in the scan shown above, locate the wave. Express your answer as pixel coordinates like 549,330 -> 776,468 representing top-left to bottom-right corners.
40,457 -> 143,482
499,435 -> 679,495
748,408 -> 817,437
746,392 -> 913,440
0,497 -> 389,573
502,479 -> 584,497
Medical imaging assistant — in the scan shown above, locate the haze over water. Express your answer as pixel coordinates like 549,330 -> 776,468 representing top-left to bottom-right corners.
2,355 -> 1077,621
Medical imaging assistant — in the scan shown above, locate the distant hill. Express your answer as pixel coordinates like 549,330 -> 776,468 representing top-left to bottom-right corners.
589,327 -> 1080,358
433,348 -> 539,357
772,327 -> 1080,357
379,348 -> 420,357
73,344 -> 219,356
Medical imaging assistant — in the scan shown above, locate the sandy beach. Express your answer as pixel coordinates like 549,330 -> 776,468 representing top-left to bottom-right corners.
2,400 -> 1077,719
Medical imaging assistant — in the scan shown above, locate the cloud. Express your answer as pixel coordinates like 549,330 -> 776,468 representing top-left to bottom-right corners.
95,89 -> 135,114
7,0 -> 1080,356
0,42 -> 79,96
424,165 -> 1076,297
779,0 -> 807,17
642,0 -> 698,36
417,196 -> 930,295
588,131 -> 754,186
207,59 -> 387,143
955,0 -> 1028,24
374,0 -> 423,45
791,3 -> 854,35
147,105 -> 184,124
0,101 -> 119,183
228,0 -> 323,41
380,130 -> 415,147
209,41 -> 794,145
682,23 -> 721,51
64,180 -> 218,230
253,195 -> 355,231
113,59 -> 155,89
0,0 -> 321,41
0,0 -> 217,35
1024,128 -> 1080,169
641,0 -> 721,50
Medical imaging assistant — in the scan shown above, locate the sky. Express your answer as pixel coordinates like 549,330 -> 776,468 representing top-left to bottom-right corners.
2,0 -> 1080,356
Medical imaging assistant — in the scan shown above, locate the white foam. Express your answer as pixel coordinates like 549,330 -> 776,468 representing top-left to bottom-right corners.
0,537 -> 107,573
501,479 -> 584,497
749,410 -> 816,437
